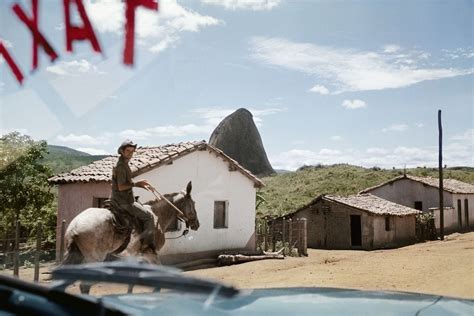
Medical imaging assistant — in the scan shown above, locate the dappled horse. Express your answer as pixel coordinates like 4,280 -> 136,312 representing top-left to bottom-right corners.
62,181 -> 199,293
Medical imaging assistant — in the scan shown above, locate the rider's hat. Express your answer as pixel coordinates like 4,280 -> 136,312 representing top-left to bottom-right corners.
117,139 -> 137,154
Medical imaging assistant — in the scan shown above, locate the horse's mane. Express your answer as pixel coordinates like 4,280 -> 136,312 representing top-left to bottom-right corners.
144,191 -> 185,210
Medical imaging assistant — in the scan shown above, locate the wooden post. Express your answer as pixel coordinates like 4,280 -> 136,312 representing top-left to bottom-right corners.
271,220 -> 276,252
13,220 -> 20,277
301,218 -> 308,256
263,217 -> 268,251
438,110 -> 444,240
59,220 -> 66,262
282,218 -> 286,256
2,227 -> 9,267
297,219 -> 301,256
288,219 -> 293,255
34,223 -> 42,282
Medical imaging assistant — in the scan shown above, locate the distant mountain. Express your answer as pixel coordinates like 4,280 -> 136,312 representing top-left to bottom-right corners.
42,145 -> 108,174
209,108 -> 275,177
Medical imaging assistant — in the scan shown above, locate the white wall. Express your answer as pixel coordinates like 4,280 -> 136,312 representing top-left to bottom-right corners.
450,194 -> 474,228
372,215 -> 416,248
432,207 -> 458,233
368,178 -> 452,212
133,149 -> 257,256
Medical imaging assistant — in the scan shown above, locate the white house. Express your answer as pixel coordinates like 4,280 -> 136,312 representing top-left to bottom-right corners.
360,175 -> 474,233
49,141 -> 264,264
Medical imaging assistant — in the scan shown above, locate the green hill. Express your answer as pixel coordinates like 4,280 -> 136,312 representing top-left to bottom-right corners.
42,145 -> 108,174
257,164 -> 474,218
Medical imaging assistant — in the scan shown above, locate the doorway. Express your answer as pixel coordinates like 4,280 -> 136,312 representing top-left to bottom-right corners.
350,215 -> 362,247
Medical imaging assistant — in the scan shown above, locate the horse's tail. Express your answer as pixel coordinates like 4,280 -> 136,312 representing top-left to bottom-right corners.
62,239 -> 84,265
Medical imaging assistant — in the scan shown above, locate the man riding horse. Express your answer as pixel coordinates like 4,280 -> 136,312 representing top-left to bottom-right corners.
112,140 -> 156,252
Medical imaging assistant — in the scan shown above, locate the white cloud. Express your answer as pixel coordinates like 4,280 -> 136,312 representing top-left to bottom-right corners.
55,133 -> 111,146
270,142 -> 473,171
0,38 -> 13,48
250,37 -> 474,93
383,44 -> 400,53
451,129 -> 474,141
309,84 -> 329,95
330,135 -> 342,141
201,0 -> 281,10
342,99 -> 366,109
382,124 -> 409,132
85,0 -> 221,55
46,59 -> 105,76
0,128 -> 30,136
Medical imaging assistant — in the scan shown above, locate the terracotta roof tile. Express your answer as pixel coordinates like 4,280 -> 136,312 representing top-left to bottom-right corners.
323,194 -> 421,216
48,141 -> 264,188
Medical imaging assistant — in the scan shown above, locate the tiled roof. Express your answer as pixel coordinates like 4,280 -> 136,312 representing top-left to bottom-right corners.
48,141 -> 264,188
360,175 -> 474,194
280,193 -> 420,219
322,194 -> 421,216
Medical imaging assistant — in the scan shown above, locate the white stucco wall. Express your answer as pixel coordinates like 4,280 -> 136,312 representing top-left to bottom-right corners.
432,207 -> 458,233
131,149 -> 257,256
451,194 -> 474,228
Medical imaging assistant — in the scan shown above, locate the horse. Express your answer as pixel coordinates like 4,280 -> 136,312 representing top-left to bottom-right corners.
63,181 -> 199,267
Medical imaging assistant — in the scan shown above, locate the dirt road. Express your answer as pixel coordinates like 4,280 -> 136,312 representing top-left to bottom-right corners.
3,232 -> 473,299
186,232 -> 474,299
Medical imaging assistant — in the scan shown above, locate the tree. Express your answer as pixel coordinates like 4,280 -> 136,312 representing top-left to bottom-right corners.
0,132 -> 55,242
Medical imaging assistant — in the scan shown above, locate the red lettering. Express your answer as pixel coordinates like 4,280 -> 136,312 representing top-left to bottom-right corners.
63,0 -> 102,53
124,0 -> 158,66
12,0 -> 59,70
0,42 -> 25,84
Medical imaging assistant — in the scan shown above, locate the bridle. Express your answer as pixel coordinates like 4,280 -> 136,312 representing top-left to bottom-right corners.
148,186 -> 190,239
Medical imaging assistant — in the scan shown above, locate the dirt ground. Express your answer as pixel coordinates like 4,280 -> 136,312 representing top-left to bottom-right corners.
2,232 -> 473,299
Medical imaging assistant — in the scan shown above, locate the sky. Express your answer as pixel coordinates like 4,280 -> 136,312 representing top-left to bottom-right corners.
0,0 -> 473,171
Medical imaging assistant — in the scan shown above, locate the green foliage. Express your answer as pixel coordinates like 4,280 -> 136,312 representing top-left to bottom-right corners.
257,164 -> 474,218
0,132 -> 56,242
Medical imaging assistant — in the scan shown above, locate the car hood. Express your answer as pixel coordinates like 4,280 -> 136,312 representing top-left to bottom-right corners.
100,287 -> 474,316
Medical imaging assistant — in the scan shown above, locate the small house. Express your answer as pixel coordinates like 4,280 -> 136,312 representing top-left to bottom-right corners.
282,194 -> 421,250
360,175 -> 474,232
49,141 -> 264,264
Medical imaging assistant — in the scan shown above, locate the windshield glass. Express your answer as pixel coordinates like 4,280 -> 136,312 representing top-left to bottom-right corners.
1,0 -> 473,313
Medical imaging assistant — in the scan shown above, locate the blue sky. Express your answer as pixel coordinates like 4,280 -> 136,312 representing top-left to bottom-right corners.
1,0 -> 473,170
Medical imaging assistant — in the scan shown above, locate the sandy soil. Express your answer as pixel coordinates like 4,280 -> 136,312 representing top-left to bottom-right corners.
2,232 -> 473,299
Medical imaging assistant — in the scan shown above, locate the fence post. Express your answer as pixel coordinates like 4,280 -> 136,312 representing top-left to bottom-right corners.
13,220 -> 20,277
34,222 -> 42,282
297,219 -> 303,256
59,220 -> 66,262
262,217 -> 268,251
282,218 -> 286,256
301,218 -> 307,256
288,219 -> 293,255
2,227 -> 9,268
271,220 -> 276,252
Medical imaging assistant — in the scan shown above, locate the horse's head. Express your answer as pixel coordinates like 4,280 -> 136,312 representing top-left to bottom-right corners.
176,181 -> 200,231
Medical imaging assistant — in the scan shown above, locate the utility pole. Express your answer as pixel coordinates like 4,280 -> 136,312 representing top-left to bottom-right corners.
438,110 -> 444,240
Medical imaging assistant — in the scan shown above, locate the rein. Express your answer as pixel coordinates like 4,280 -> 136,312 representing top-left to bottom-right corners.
148,186 -> 190,239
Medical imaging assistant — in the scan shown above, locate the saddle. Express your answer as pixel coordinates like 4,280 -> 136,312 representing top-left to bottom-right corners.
102,199 -> 145,255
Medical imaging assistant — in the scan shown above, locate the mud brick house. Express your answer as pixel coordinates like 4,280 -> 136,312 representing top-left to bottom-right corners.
281,194 -> 421,250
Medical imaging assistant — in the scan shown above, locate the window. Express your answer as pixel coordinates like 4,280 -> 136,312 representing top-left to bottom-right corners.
93,197 -> 108,208
385,217 -> 391,231
214,201 -> 228,229
414,201 -> 423,211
